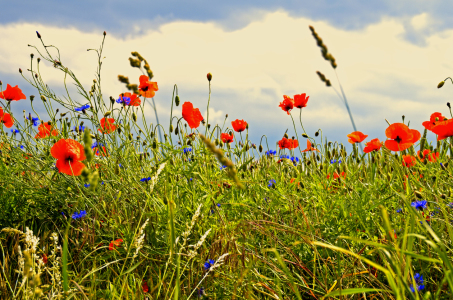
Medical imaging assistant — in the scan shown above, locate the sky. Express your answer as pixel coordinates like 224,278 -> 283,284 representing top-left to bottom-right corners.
2,1 -> 453,154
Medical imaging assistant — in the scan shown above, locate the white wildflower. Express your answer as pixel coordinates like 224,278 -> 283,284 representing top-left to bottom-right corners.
188,228 -> 211,259
133,218 -> 149,259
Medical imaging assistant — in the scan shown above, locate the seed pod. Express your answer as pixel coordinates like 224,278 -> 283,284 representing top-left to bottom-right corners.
175,95 -> 180,106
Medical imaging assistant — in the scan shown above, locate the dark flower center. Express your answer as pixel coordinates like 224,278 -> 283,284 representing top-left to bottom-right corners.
395,136 -> 402,143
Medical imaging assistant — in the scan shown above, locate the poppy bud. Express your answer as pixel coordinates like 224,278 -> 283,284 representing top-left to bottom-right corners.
252,144 -> 256,149
103,31 -> 107,36
37,58 -> 41,63
110,96 -> 115,103
175,127 -> 179,135
207,73 -> 212,81
132,112 -> 137,122
19,68 -> 22,74
36,31 -> 41,39
448,102 -> 451,109
302,133 -> 308,138
104,111 -> 111,117
326,80 -> 331,87
441,194 -> 447,199
414,191 -> 423,199
170,124 -> 174,133
402,115 -> 405,123
175,95 -> 180,106
284,133 -> 289,138
30,53 -> 34,59
117,127 -> 122,134
259,145 -> 263,152
438,81 -> 445,88
215,138 -> 219,146
35,74 -> 38,79
41,95 -> 46,102
152,138 -> 157,149
315,131 -> 319,137
226,114 -> 228,118
208,124 -> 211,129
0,81 -> 2,86
30,95 -> 35,101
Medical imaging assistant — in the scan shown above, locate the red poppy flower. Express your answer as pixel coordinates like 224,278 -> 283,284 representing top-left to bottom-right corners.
363,138 -> 382,153
42,254 -> 48,264
422,112 -> 447,131
35,122 -> 58,138
51,139 -> 86,176
417,149 -> 439,162
94,146 -> 108,156
109,238 -> 124,250
119,92 -> 141,106
142,280 -> 149,293
302,140 -> 320,152
182,102 -> 204,129
327,171 -> 346,180
431,118 -> 453,141
138,75 -> 158,98
0,108 -> 14,128
0,84 -> 26,101
347,131 -> 368,144
220,132 -> 233,143
231,119 -> 247,132
98,118 -> 117,134
402,155 -> 416,167
384,123 -> 420,152
278,137 -> 299,150
279,95 -> 294,115
294,93 -> 309,109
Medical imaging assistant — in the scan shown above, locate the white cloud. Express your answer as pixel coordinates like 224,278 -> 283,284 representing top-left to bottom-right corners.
0,11 -> 451,148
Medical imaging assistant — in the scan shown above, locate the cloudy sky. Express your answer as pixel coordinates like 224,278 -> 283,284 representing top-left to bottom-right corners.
2,1 -> 453,152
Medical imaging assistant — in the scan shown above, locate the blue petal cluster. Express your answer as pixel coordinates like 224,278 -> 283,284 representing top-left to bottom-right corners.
75,104 -> 90,112
330,159 -> 342,164
27,115 -> 39,126
72,210 -> 87,220
411,200 -> 427,211
183,147 -> 192,154
73,125 -> 85,132
116,96 -> 131,105
409,273 -> 425,292
140,177 -> 151,183
266,150 -> 277,156
10,129 -> 19,134
203,259 -> 215,271
268,179 -> 276,187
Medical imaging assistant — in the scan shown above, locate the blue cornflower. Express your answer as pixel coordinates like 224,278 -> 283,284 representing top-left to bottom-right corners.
116,96 -> 131,105
217,203 -> 221,207
73,125 -> 85,132
119,164 -> 123,168
396,208 -> 403,213
330,159 -> 342,164
291,156 -> 299,164
74,104 -> 90,112
101,181 -> 105,185
198,287 -> 206,298
448,202 -> 453,208
203,259 -> 215,271
411,200 -> 427,211
84,184 -> 90,188
27,115 -> 39,126
91,141 -> 104,149
409,273 -> 425,292
280,154 -> 290,159
71,210 -> 87,220
140,177 -> 151,183
266,150 -> 277,156
10,129 -> 19,134
220,165 -> 227,170
183,147 -> 192,154
268,179 -> 276,188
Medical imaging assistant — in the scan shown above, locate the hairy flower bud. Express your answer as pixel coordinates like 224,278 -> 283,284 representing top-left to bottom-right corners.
132,112 -> 137,122
302,133 -> 308,138
36,31 -> 41,39
207,73 -> 212,81
175,95 -> 180,106
170,124 -> 174,132
41,95 -> 46,102
104,111 -> 111,117
438,81 -> 445,88
259,144 -> 263,152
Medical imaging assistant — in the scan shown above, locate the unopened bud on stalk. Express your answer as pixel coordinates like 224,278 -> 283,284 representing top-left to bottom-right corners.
36,31 -> 41,39
104,111 -> 111,117
152,138 -> 157,149
302,133 -> 308,138
414,191 -> 423,199
132,112 -> 137,122
315,131 -> 319,137
30,95 -> 35,101
175,95 -> 180,106
438,81 -> 445,88
207,73 -> 212,81
103,31 -> 106,36
41,95 -> 46,102
37,58 -> 41,63
215,139 -> 219,146
447,102 -> 451,109
117,127 -> 122,134
175,127 -> 179,135
170,124 -> 173,132
30,53 -> 34,59
284,133 -> 289,138
19,68 -> 22,74
402,115 -> 405,123
259,144 -> 263,152
220,141 -> 224,147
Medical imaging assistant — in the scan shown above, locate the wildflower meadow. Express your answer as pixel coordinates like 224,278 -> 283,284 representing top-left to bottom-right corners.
2,27 -> 453,299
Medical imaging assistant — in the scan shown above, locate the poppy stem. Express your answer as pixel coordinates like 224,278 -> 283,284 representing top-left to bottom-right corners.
334,70 -> 363,154
151,97 -> 163,143
290,113 -> 303,157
